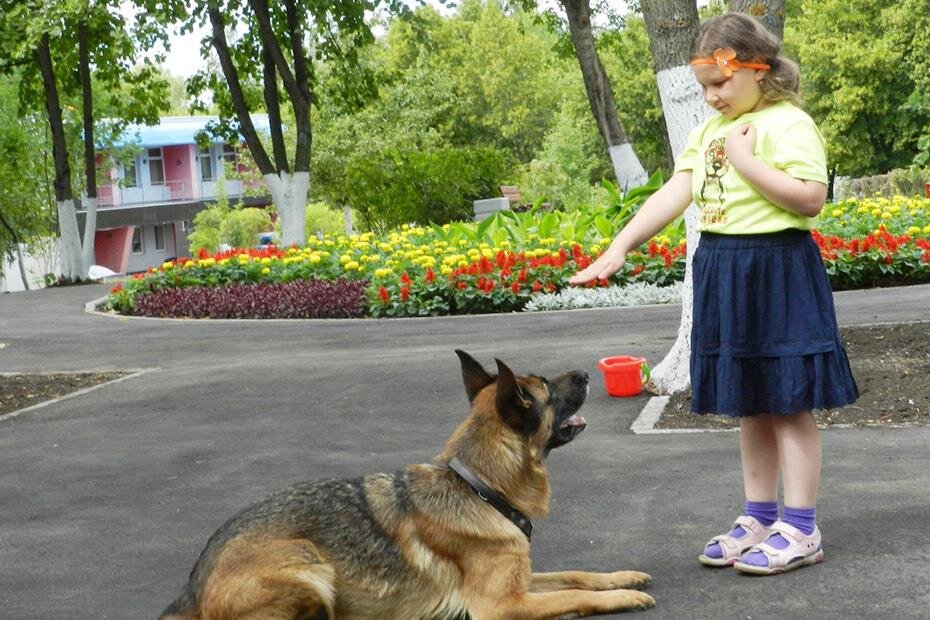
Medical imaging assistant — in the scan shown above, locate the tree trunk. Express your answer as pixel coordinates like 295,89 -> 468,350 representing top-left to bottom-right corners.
641,0 -> 788,395
210,1 -> 308,247
641,0 -> 706,395
36,32 -> 82,281
729,0 -> 786,41
561,0 -> 648,190
0,210 -> 30,291
79,21 -> 97,274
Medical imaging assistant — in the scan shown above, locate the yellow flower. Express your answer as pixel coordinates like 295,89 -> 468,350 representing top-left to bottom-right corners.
238,253 -> 250,261
871,209 -> 882,217
345,261 -> 360,271
907,226 -> 921,235
238,259 -> 248,266
309,254 -> 321,265
260,257 -> 272,265
831,209 -> 844,218
374,268 -> 393,278
880,212 -> 892,219
261,267 -> 271,275
339,254 -> 352,265
924,225 -> 930,234
162,261 -> 174,270
856,206 -> 870,214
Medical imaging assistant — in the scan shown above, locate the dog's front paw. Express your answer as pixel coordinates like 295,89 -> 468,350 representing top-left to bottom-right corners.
608,570 -> 652,590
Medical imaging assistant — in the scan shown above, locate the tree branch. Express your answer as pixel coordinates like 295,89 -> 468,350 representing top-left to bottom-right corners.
207,4 -> 276,176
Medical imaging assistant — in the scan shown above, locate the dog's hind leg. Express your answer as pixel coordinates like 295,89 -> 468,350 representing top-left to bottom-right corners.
200,538 -> 336,620
530,570 -> 652,592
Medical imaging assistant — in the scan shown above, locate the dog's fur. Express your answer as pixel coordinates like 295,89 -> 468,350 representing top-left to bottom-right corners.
160,350 -> 654,619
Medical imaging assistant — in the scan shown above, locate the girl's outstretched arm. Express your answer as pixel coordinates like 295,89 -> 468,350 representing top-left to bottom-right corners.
725,124 -> 827,217
569,171 -> 693,285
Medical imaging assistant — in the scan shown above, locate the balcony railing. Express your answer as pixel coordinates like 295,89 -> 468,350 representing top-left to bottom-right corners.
97,178 -> 246,207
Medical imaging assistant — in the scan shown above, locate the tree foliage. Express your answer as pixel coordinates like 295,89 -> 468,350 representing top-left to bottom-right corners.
786,0 -> 930,176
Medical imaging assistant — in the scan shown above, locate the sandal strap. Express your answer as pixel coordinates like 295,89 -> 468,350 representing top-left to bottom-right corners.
743,521 -> 822,566
706,515 -> 771,559
733,515 -> 768,536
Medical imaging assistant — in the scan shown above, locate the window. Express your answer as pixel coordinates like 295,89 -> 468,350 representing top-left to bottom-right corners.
148,147 -> 165,185
131,227 -> 144,254
198,147 -> 214,181
123,159 -> 138,187
154,224 -> 167,251
222,144 -> 236,165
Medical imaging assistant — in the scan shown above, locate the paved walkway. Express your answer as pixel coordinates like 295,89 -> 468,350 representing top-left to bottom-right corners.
1,283 -> 928,619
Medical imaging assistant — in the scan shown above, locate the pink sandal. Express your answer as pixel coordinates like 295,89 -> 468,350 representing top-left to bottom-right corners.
733,520 -> 824,575
698,515 -> 771,567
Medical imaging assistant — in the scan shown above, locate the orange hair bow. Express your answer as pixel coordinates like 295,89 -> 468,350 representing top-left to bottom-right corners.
690,48 -> 770,77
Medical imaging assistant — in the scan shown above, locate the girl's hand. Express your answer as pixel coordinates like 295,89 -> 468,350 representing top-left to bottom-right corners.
568,250 -> 626,285
725,124 -> 756,168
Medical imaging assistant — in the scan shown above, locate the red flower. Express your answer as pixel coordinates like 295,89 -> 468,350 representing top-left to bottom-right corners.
197,248 -> 209,259
457,281 -> 468,290
511,282 -> 521,294
378,286 -> 390,304
110,283 -> 122,294
400,286 -> 410,302
532,280 -> 542,293
424,268 -> 435,283
400,272 -> 412,285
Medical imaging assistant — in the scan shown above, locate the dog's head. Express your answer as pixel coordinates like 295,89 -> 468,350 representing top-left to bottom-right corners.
454,349 -> 588,456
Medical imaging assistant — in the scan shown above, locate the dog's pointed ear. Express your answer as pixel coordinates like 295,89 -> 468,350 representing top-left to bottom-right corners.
456,349 -> 494,402
495,358 -> 533,431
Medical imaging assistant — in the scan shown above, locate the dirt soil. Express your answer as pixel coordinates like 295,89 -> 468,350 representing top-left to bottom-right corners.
657,322 -> 930,429
0,372 -> 128,417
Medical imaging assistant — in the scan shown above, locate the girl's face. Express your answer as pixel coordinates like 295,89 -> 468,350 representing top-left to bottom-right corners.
692,64 -> 767,119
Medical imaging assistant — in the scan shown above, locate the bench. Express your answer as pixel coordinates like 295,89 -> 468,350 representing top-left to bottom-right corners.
472,186 -> 546,221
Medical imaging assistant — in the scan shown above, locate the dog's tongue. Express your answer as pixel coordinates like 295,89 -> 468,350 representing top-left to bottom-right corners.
566,414 -> 586,427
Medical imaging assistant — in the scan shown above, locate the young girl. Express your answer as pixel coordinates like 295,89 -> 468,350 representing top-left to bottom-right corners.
569,13 -> 858,575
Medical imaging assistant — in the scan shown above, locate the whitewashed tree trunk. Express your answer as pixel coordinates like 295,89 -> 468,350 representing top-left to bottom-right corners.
562,0 -> 650,190
57,200 -> 83,281
642,0 -> 787,394
80,194 -> 97,274
641,0 -> 705,395
14,244 -> 30,291
608,143 -> 650,191
263,171 -> 309,247
645,66 -> 712,395
343,205 -> 354,235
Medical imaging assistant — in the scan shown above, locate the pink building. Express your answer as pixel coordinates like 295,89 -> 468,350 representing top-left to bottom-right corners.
82,115 -> 271,274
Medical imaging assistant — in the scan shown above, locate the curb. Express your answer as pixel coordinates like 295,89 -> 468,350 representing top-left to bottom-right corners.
0,368 -> 157,421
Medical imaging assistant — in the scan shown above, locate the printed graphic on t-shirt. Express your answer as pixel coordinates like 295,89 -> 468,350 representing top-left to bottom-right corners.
699,137 -> 728,225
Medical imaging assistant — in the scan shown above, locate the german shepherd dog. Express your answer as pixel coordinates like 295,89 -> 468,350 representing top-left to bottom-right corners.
160,351 -> 654,619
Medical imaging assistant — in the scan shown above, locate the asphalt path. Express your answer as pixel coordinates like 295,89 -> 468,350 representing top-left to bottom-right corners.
1,282 -> 928,619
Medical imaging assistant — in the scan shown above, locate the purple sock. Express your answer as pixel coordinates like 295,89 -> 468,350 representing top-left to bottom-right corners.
704,501 -> 777,559
782,505 -> 816,535
741,506 -> 816,567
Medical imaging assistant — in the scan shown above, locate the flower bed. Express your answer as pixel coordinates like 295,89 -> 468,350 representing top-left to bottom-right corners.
104,196 -> 930,319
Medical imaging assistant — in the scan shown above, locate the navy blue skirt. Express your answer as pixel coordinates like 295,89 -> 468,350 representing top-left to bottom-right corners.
690,229 -> 859,417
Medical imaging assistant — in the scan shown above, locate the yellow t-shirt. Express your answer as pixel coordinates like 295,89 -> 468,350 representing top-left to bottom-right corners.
674,101 -> 828,234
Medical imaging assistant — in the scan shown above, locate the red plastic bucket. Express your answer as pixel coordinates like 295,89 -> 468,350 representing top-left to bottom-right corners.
597,356 -> 650,397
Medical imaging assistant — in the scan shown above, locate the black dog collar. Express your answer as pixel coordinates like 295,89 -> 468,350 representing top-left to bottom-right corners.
448,457 -> 533,541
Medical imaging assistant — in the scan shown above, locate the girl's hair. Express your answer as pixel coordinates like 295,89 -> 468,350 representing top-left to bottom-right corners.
691,13 -> 801,106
